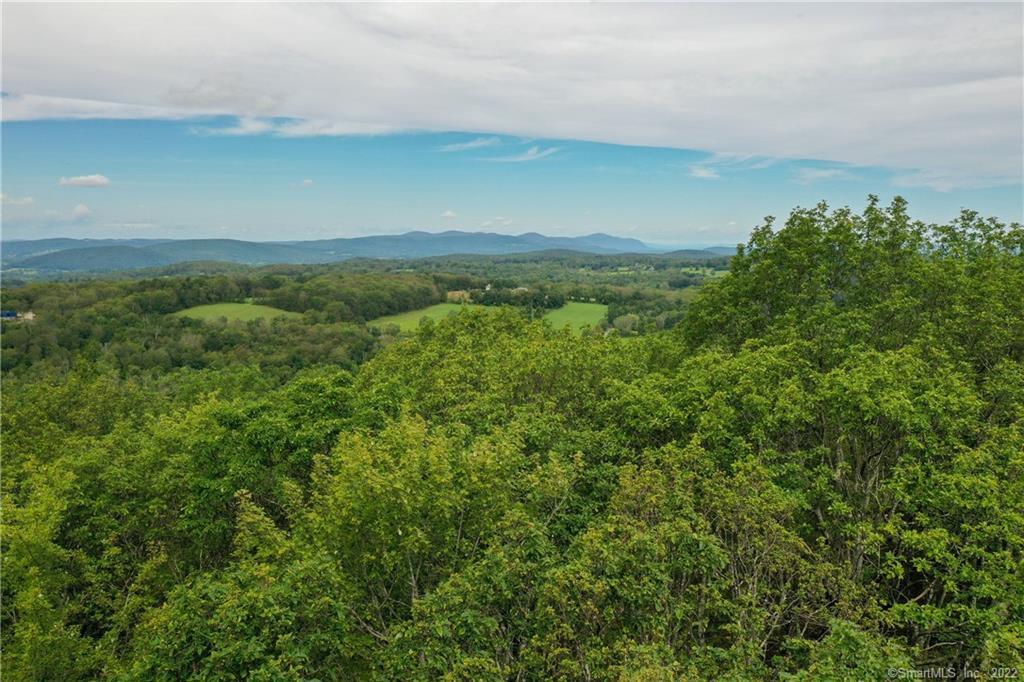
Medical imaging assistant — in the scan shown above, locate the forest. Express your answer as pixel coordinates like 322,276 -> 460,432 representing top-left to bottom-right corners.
1,197 -> 1022,680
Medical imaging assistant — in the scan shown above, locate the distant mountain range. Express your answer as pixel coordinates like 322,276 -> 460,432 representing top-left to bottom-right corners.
2,231 -> 735,273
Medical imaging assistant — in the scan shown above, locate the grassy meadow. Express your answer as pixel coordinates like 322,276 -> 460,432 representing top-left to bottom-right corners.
370,301 -> 609,333
542,301 -> 608,331
370,302 -> 486,331
171,302 -> 302,321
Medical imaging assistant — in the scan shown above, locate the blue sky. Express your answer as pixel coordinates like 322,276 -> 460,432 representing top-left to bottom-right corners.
2,4 -> 1021,245
3,118 -> 1020,246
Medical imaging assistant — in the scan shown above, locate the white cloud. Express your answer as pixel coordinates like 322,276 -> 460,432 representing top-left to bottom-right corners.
437,136 -> 502,152
193,117 -> 396,137
59,174 -> 111,187
301,178 -> 314,187
2,3 -> 1021,189
167,75 -> 282,115
1,193 -> 34,206
690,153 -> 781,176
794,167 -> 862,184
482,216 -> 513,228
441,210 -> 457,220
888,169 -> 1020,193
486,146 -> 559,163
35,203 -> 95,222
277,119 -> 397,137
2,93 -> 195,121
192,117 -> 274,136
689,166 -> 720,180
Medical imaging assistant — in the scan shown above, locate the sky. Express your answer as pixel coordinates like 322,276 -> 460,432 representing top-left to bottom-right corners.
2,2 -> 1022,246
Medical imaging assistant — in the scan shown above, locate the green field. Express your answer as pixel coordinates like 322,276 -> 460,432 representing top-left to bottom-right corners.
543,302 -> 608,331
370,303 -> 485,331
171,302 -> 302,321
370,301 -> 609,333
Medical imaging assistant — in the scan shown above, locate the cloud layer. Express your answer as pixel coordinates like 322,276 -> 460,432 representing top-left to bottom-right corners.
3,4 -> 1021,189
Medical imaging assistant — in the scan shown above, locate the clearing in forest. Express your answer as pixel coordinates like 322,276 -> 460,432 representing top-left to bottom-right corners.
371,301 -> 609,333
171,302 -> 302,321
543,302 -> 608,331
370,303 -> 486,331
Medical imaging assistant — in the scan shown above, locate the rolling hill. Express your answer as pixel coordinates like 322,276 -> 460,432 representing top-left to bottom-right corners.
1,238 -> 171,263
287,231 -> 655,259
145,239 -> 311,264
13,246 -> 175,271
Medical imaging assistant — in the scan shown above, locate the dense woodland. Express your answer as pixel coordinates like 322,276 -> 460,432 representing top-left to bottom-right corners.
0,251 -> 705,377
0,273 -> 441,377
2,197 -> 1022,679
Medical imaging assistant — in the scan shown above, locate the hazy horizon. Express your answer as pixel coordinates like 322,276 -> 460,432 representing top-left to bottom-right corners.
0,225 -> 738,251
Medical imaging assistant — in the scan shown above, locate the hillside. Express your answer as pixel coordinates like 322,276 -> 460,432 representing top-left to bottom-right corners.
294,231 -> 655,259
8,240 -> 310,273
13,245 -> 174,271
145,239 -> 311,265
661,247 -> 735,259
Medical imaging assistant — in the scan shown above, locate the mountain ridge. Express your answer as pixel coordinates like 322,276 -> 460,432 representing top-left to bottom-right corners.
3,230 -> 681,272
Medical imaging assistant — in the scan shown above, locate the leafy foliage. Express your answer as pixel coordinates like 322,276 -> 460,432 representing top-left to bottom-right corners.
2,198 -> 1021,679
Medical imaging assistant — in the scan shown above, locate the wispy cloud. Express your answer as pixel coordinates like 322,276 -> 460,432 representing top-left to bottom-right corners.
191,117 -> 396,137
274,119 -> 396,137
437,136 -> 501,152
705,153 -> 780,171
441,210 -> 457,220
684,153 -> 779,180
689,166 -> 720,180
889,169 -> 1021,193
59,174 -> 110,187
192,117 -> 273,136
484,146 -> 559,163
1,193 -> 34,206
300,178 -> 314,187
793,167 -> 862,184
481,216 -> 513,228
40,203 -> 94,222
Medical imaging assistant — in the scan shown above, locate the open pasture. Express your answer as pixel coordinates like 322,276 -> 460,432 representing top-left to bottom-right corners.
370,303 -> 485,331
370,301 -> 609,333
171,302 -> 302,321
543,302 -> 608,331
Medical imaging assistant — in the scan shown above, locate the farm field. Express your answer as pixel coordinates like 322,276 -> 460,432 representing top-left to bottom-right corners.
370,301 -> 609,333
370,302 -> 485,331
543,301 -> 608,331
171,302 -> 302,321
